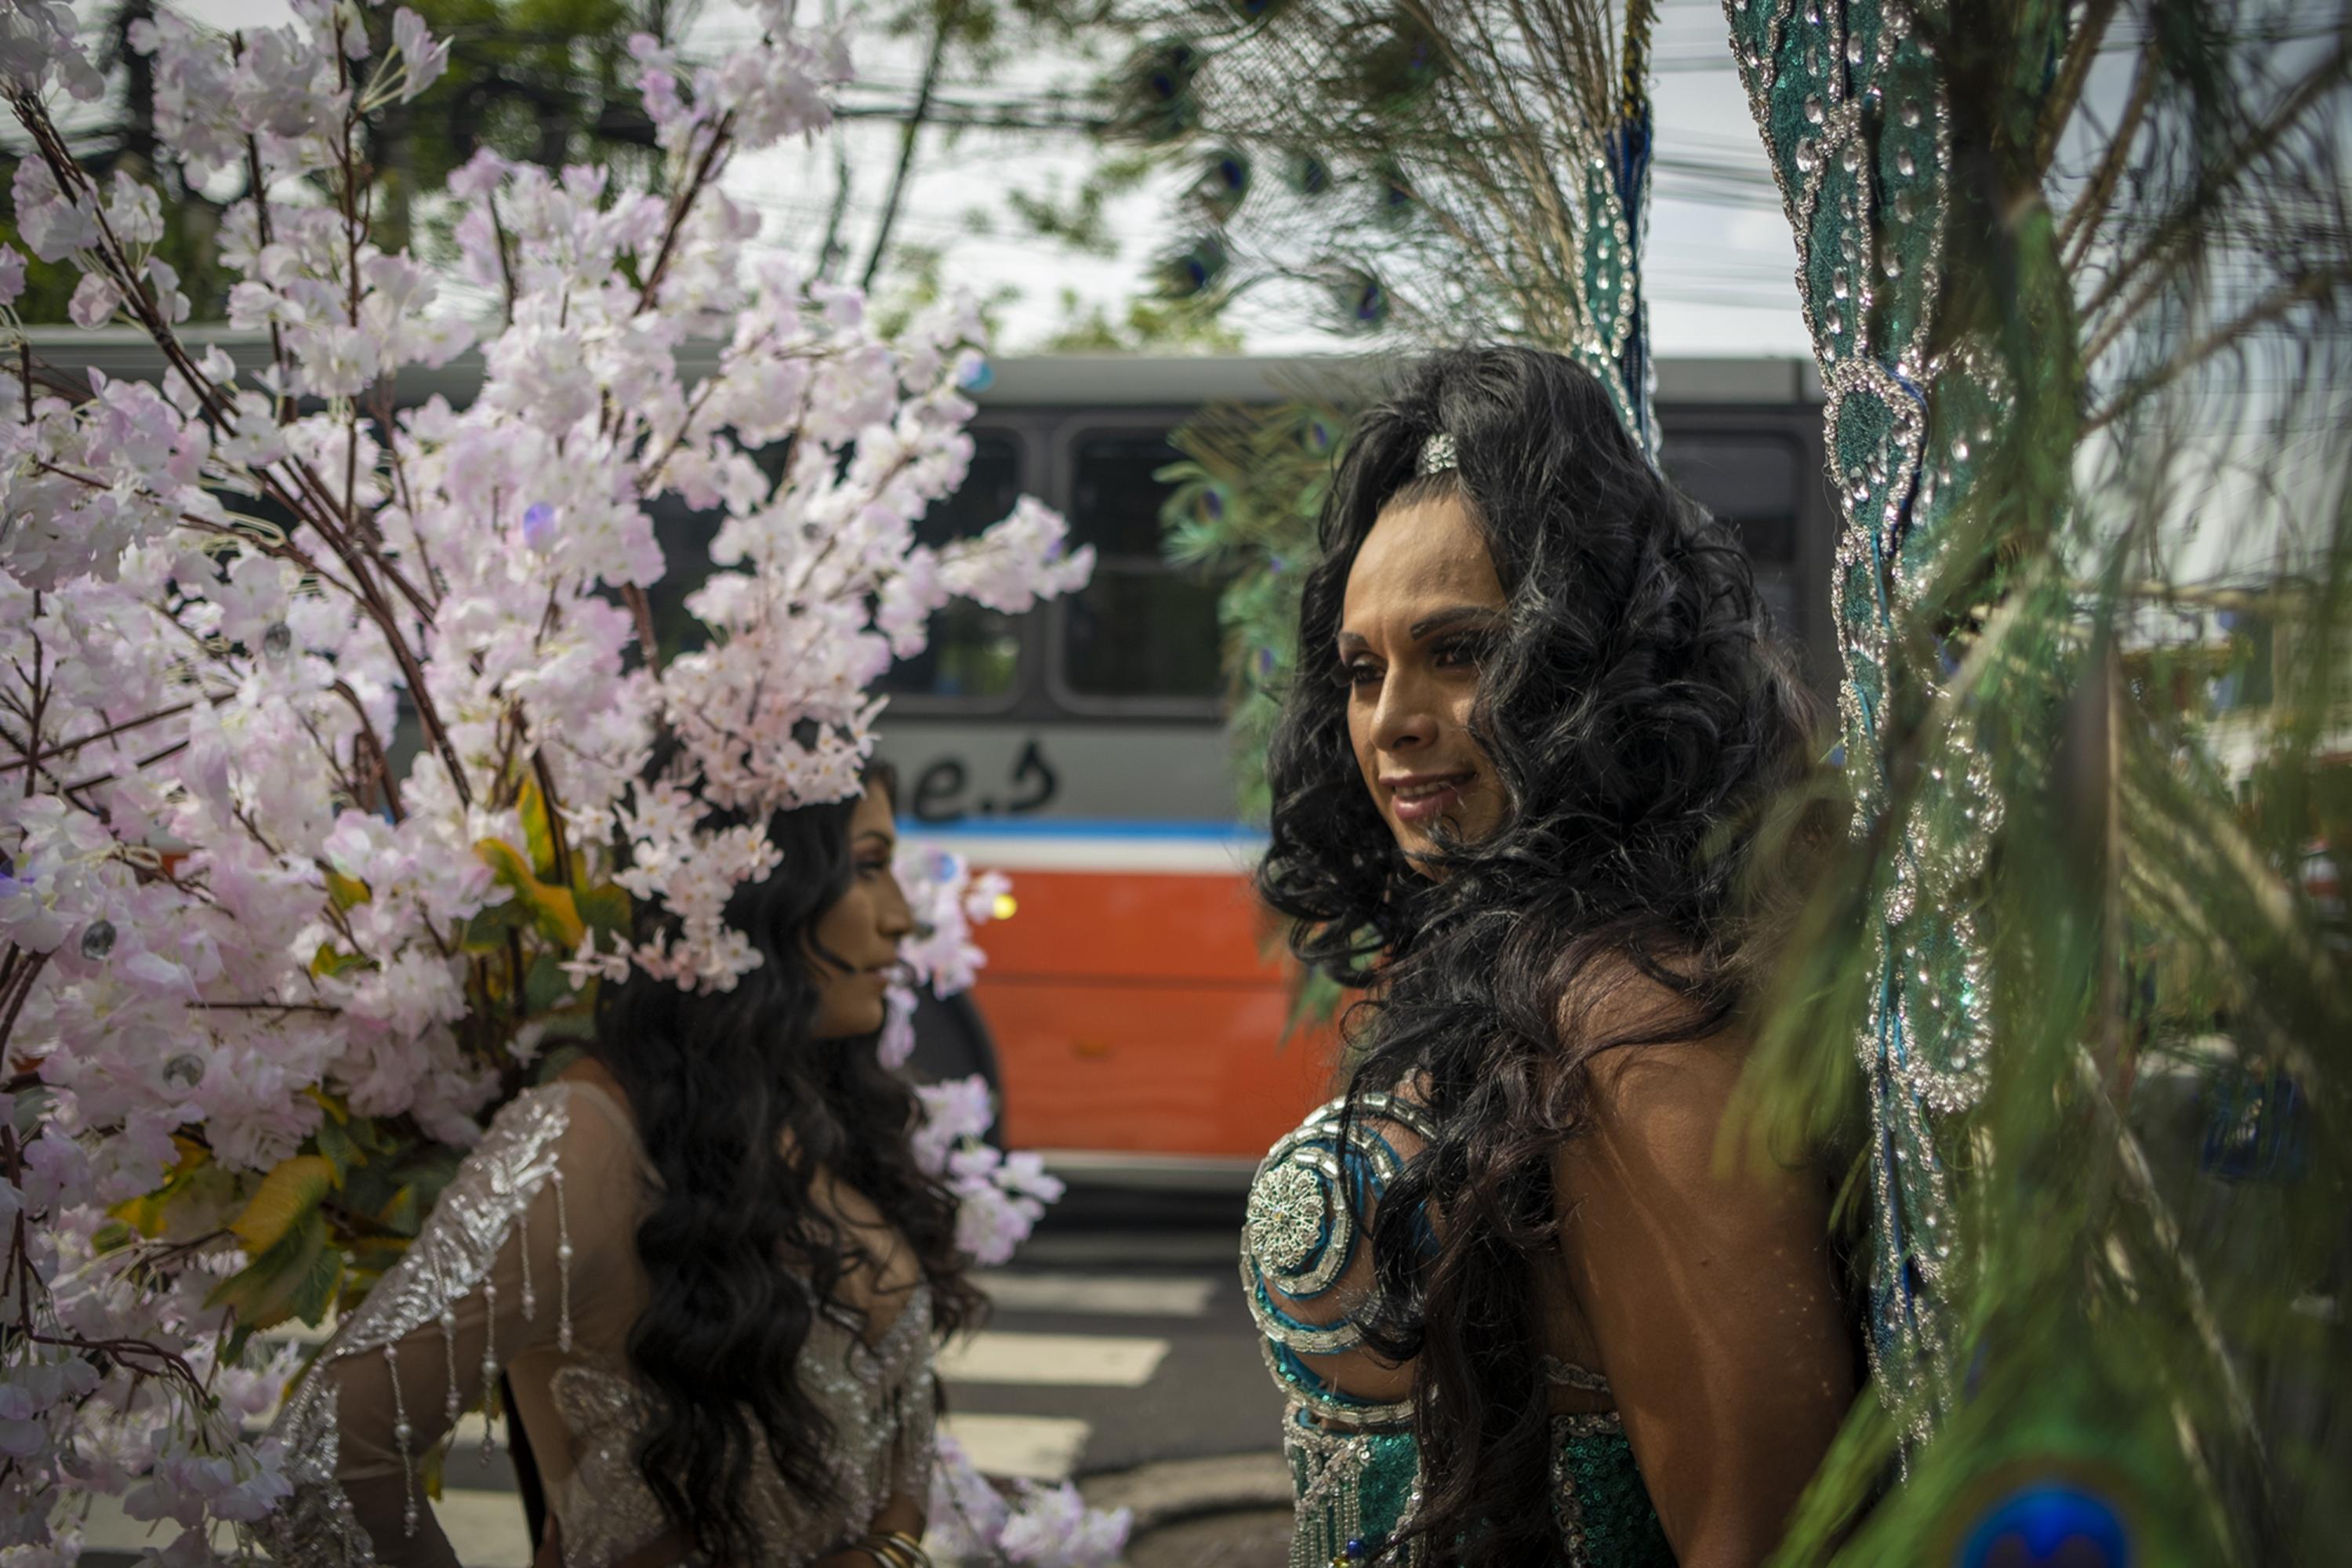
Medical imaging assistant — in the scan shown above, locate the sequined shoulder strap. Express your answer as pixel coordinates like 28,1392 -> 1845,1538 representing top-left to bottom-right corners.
261,1084 -> 581,1565
1541,1355 -> 1613,1396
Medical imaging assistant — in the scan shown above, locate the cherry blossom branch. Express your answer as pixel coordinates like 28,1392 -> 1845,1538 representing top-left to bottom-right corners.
636,111 -> 737,310
5,100 -> 466,804
0,696 -> 230,778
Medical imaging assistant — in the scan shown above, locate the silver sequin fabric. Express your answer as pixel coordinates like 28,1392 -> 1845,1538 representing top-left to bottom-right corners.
548,1287 -> 936,1566
260,1088 -> 573,1566
256,1083 -> 937,1567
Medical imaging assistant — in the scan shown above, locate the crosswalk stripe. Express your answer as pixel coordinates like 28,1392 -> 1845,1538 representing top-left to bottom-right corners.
428,1490 -> 534,1567
938,1412 -> 1093,1480
974,1269 -> 1218,1318
78,1490 -> 530,1565
936,1330 -> 1170,1388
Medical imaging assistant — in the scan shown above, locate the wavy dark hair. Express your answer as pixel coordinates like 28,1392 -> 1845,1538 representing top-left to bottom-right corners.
1258,347 -> 1823,1563
586,761 -> 983,1563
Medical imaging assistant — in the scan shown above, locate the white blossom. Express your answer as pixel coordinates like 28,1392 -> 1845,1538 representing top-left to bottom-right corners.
0,2 -> 1118,1554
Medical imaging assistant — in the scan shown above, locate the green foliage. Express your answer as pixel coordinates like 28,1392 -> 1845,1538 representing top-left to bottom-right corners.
1038,285 -> 1243,351
1157,394 -> 1343,821
989,151 -> 1156,258
394,0 -> 655,181
1730,0 -> 2352,1559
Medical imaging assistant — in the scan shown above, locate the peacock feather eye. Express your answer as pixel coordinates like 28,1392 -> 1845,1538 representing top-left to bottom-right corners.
1118,38 -> 1202,143
1373,161 -> 1415,225
1157,235 -> 1229,298
1287,150 -> 1332,197
1951,1471 -> 2136,1568
1195,148 -> 1251,220
1333,269 -> 1388,329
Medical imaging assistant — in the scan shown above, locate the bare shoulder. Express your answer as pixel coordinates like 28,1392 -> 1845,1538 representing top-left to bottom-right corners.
1554,952 -> 1747,1133
1543,959 -> 1769,1203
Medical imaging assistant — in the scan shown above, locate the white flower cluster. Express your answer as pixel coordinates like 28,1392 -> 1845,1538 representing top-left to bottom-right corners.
888,846 -> 1066,1269
0,0 -> 1108,1555
931,1433 -> 1134,1568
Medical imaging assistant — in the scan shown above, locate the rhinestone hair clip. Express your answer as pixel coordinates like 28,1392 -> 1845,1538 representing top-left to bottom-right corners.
1416,430 -> 1459,477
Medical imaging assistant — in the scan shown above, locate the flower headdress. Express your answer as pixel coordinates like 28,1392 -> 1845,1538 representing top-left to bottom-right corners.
0,5 -> 1110,1554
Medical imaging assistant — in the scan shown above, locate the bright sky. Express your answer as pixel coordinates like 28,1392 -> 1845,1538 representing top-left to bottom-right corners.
169,0 -> 1813,358
704,0 -> 1813,356
111,0 -> 2347,587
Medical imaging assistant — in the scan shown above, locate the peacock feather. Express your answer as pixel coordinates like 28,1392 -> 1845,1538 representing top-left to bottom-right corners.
1109,0 -> 1663,444
1142,0 -> 1668,854
1723,0 -> 2351,1561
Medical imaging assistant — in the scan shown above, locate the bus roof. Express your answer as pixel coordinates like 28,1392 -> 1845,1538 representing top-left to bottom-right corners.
20,327 -> 1823,408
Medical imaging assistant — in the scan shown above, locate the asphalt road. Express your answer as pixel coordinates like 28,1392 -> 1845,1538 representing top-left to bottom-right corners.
964,1185 -> 1278,1476
84,1185 -> 1282,1566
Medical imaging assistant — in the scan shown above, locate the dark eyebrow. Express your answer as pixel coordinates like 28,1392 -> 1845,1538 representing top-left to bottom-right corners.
1406,605 -> 1507,641
855,829 -> 895,852
1336,604 -> 1503,652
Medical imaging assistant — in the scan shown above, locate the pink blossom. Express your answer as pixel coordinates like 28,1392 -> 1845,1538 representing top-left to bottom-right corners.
0,4 -> 1097,1545
66,274 -> 118,329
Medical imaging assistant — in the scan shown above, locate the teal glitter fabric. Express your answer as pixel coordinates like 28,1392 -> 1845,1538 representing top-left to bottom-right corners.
1276,1399 -> 1673,1566
1248,1095 -> 1672,1564
1279,1420 -> 1684,1561
1552,1417 -> 1675,1568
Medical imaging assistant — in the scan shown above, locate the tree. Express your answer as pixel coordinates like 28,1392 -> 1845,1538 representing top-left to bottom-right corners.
0,3 -> 1126,1555
0,0 -> 679,320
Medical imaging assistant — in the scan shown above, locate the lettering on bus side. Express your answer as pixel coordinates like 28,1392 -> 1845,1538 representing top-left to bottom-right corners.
910,739 -> 1061,823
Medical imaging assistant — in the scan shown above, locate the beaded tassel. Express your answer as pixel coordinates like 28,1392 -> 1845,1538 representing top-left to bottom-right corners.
1291,1430 -> 1369,1568
552,1166 -> 574,1352
440,1307 -> 461,1425
477,1276 -> 500,1471
517,1207 -> 536,1320
385,1341 -> 418,1537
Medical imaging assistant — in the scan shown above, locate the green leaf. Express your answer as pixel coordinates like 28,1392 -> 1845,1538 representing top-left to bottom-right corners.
373,1182 -> 424,1236
575,880 -> 632,938
460,896 -> 531,953
325,868 -> 372,910
310,943 -> 374,979
313,1114 -> 366,1184
523,950 -> 577,1016
229,1154 -> 338,1253
536,1007 -> 597,1042
208,1207 -> 343,1333
475,838 -> 585,949
517,768 -> 561,884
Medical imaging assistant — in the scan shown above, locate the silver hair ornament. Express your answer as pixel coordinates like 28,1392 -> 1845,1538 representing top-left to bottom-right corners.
1417,431 -> 1459,477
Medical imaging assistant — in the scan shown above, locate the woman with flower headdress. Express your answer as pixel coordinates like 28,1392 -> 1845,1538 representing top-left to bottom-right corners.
260,761 -> 980,1568
1240,347 -> 1856,1567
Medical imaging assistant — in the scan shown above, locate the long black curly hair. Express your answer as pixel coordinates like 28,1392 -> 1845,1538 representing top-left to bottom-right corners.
586,761 -> 982,1563
1258,347 -> 1823,1563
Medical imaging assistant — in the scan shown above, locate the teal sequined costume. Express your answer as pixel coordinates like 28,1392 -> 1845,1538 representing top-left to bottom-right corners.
1243,1096 -> 1675,1567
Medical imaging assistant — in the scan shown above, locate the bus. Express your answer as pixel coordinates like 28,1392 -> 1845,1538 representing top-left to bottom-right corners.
862,355 -> 1836,1183
29,332 -> 1833,1181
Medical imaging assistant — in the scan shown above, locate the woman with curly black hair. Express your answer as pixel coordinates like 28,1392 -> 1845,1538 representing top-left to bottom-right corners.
265,764 -> 981,1567
1242,347 -> 1855,1567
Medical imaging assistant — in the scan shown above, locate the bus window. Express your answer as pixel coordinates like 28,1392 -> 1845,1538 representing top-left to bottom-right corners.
1059,430 -> 1224,704
880,431 -> 1026,702
643,493 -> 721,663
1662,437 -> 1804,637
